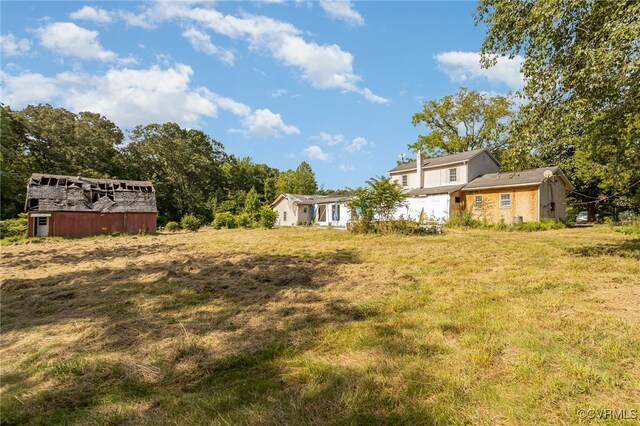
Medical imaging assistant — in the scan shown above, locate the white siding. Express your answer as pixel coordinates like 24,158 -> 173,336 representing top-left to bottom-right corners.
272,199 -> 296,226
423,165 -> 467,187
394,195 -> 451,222
390,171 -> 419,189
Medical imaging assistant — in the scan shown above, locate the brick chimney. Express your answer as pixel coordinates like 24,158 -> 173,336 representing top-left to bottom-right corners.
416,150 -> 424,188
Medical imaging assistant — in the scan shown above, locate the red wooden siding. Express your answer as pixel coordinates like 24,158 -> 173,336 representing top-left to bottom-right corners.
28,212 -> 156,238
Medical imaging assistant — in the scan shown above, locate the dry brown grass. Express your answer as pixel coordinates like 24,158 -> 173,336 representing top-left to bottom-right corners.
1,226 -> 639,424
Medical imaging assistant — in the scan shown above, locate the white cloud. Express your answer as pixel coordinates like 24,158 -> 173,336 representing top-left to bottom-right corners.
0,33 -> 31,57
344,136 -> 370,153
434,51 -> 524,90
319,1 -> 364,26
182,27 -> 235,65
118,10 -> 157,29
0,65 -> 228,130
339,164 -> 354,172
311,131 -> 343,146
233,108 -> 300,138
271,88 -> 287,98
302,145 -> 331,162
119,2 -> 386,103
69,6 -> 113,24
37,22 -> 117,61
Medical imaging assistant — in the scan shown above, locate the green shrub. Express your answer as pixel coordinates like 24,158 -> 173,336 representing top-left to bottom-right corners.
180,214 -> 201,232
236,213 -> 252,228
0,214 -> 28,239
165,221 -> 180,232
446,210 -> 481,228
213,212 -> 237,229
349,219 -> 436,235
258,206 -> 277,229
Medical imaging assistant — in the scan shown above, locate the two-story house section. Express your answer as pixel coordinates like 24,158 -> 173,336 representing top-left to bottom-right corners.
389,149 -> 501,221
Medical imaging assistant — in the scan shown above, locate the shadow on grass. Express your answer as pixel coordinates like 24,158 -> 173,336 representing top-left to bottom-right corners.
0,246 -> 435,424
566,239 -> 640,260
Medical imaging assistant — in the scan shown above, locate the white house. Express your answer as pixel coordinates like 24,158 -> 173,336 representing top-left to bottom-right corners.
270,194 -> 353,227
388,148 -> 573,223
389,149 -> 501,221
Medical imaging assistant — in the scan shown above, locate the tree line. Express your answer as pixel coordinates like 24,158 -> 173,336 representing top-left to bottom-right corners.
0,104 -> 320,222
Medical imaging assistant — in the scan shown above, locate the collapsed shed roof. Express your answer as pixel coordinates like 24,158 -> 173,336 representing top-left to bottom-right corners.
25,174 -> 157,213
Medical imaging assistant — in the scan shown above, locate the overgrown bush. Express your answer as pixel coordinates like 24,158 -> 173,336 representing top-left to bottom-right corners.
446,210 -> 481,228
236,213 -> 252,228
165,221 -> 180,232
180,214 -> 201,232
258,206 -> 277,229
0,214 -> 28,239
213,212 -> 237,229
349,219 -> 434,235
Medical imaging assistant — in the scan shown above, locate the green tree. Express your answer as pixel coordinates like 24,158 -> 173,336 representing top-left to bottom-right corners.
16,104 -> 124,177
348,176 -> 407,226
476,0 -> 640,217
243,187 -> 262,218
275,161 -> 318,195
409,87 -> 513,160
124,123 -> 227,221
1,106 -> 30,219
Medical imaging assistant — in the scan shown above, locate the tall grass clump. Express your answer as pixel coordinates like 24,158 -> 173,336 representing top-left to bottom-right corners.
0,213 -> 28,239
445,210 -> 481,229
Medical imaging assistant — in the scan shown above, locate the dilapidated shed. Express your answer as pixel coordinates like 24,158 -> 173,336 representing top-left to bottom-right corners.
25,174 -> 157,237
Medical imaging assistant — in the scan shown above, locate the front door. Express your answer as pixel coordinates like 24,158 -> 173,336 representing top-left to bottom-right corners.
36,216 -> 49,237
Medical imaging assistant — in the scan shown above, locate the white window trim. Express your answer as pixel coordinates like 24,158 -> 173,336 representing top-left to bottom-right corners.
473,195 -> 483,209
30,213 -> 52,217
449,168 -> 457,183
500,193 -> 511,209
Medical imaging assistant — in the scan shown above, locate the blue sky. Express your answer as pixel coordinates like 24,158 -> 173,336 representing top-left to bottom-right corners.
0,1 -> 523,189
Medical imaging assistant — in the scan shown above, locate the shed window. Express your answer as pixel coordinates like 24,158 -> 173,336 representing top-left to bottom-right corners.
500,193 -> 511,209
449,168 -> 457,182
402,175 -> 408,186
283,211 -> 287,221
454,196 -> 461,203
473,195 -> 483,209
303,206 -> 308,213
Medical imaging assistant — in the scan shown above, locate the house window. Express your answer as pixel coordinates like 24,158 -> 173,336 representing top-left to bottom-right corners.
334,205 -> 340,221
303,206 -> 308,213
454,196 -> 461,203
402,175 -> 408,186
473,195 -> 483,209
318,205 -> 327,222
500,193 -> 511,209
449,168 -> 457,182
283,211 -> 287,221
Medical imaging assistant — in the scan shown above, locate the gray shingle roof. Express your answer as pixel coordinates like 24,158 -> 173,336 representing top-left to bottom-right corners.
406,184 -> 466,196
272,193 -> 353,206
389,148 -> 491,173
462,167 -> 563,190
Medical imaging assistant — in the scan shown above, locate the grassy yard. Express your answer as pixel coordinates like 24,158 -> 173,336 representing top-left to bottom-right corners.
1,226 -> 639,425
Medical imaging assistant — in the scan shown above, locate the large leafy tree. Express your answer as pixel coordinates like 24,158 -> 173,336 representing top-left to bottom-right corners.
476,0 -> 640,217
409,87 -> 513,160
348,176 -> 407,225
275,161 -> 318,196
1,106 -> 30,219
124,123 -> 228,221
16,104 -> 124,177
